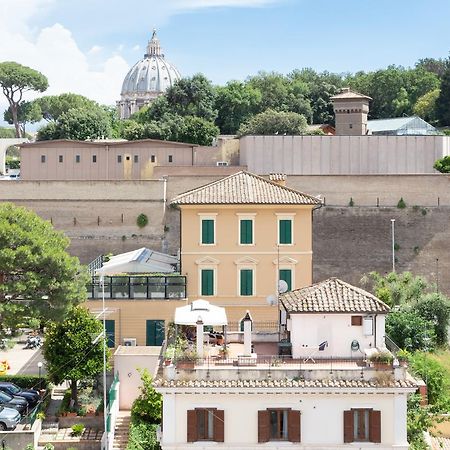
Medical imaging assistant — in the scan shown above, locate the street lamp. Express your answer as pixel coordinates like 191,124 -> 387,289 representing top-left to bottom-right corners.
37,362 -> 43,391
391,219 -> 396,273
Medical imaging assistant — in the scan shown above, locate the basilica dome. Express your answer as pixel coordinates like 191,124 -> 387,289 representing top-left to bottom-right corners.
117,30 -> 181,119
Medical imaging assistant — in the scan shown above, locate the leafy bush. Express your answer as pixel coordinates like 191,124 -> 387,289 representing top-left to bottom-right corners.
386,310 -> 436,351
71,423 -> 85,436
136,213 -> 149,228
131,369 -> 162,424
127,421 -> 160,450
348,197 -> 354,207
0,375 -> 49,391
433,155 -> 450,173
397,197 -> 407,208
412,293 -> 450,346
407,394 -> 432,450
368,350 -> 393,364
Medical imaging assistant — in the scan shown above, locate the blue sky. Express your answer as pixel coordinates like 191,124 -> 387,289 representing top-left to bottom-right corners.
0,0 -> 449,113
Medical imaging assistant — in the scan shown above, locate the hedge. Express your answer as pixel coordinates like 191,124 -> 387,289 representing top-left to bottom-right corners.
0,375 -> 50,391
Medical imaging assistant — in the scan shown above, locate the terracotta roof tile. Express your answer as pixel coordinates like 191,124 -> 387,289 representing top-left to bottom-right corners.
170,171 -> 321,205
154,378 -> 416,389
280,278 -> 390,314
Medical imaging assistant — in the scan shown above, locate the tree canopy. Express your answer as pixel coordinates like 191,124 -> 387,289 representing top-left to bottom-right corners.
433,155 -> 450,173
43,306 -> 107,408
0,203 -> 88,334
0,62 -> 48,137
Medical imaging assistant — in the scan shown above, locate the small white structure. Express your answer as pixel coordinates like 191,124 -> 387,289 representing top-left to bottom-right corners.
96,247 -> 178,276
174,300 -> 228,327
280,277 -> 389,360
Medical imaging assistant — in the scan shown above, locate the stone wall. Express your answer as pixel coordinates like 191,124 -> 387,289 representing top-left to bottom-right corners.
1,175 -> 449,295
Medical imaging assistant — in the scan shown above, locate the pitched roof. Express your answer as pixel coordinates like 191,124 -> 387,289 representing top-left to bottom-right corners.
331,88 -> 372,101
367,116 -> 437,133
154,378 -> 416,390
280,277 -> 390,314
171,171 -> 321,205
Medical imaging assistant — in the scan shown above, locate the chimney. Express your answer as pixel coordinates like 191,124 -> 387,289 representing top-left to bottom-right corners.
269,173 -> 287,187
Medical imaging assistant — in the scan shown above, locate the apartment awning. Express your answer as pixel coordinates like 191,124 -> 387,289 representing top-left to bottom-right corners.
95,247 -> 178,275
174,300 -> 228,326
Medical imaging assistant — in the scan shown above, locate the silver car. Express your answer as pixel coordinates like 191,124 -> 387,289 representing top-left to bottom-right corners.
0,405 -> 21,430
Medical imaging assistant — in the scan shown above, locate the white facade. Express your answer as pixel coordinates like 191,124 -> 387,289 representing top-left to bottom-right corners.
289,313 -> 386,359
158,387 -> 412,449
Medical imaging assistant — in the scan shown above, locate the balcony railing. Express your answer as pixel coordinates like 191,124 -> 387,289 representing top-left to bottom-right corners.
87,275 -> 186,300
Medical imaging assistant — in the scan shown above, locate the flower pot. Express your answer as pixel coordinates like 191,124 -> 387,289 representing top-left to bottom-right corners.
373,362 -> 392,370
176,361 -> 195,369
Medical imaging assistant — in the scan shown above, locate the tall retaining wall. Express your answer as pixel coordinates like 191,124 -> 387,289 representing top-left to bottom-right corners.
1,175 -> 449,295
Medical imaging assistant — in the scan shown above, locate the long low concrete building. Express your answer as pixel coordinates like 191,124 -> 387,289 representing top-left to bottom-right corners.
240,135 -> 450,175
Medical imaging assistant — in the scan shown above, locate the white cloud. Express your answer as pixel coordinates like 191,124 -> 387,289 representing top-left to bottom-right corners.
0,2 -> 129,122
132,45 -> 140,51
173,0 -> 280,8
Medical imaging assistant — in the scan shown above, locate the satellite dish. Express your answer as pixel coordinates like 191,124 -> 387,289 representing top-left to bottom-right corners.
266,294 -> 277,306
278,280 -> 288,294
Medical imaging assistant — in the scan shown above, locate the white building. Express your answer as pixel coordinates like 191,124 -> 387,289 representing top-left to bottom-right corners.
117,30 -> 181,119
154,278 -> 418,450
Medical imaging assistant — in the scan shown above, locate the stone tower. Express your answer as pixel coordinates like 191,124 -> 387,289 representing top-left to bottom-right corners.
331,88 -> 372,136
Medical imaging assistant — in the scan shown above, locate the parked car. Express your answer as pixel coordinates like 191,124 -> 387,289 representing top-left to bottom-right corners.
0,382 -> 40,408
0,390 -> 28,415
0,405 -> 21,430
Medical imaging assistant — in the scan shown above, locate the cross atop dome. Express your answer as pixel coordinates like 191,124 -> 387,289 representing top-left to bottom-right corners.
145,29 -> 163,57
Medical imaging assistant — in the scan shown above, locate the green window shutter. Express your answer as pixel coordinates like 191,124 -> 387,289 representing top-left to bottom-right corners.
240,269 -> 253,296
201,269 -> 214,296
202,219 -> 214,244
279,219 -> 292,244
240,219 -> 253,244
105,320 -> 115,348
279,269 -> 292,291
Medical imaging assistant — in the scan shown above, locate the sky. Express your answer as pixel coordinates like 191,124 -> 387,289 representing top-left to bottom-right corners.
0,0 -> 449,122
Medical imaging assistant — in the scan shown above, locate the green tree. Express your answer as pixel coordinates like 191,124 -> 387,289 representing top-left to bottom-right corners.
361,271 -> 428,307
433,155 -> 450,173
436,68 -> 450,125
35,93 -> 99,122
416,57 -> 450,78
4,100 -> 42,136
0,62 -> 48,137
165,74 -> 217,121
386,310 -> 436,351
0,203 -> 88,333
214,81 -> 262,134
43,306 -> 107,408
37,107 -> 112,141
179,115 -> 219,145
131,368 -> 162,424
412,293 -> 450,346
0,127 -> 15,138
413,89 -> 440,124
238,109 -> 308,136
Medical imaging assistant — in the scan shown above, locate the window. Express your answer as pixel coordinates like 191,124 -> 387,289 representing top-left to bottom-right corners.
58,155 -> 63,163
126,155 -> 130,161
351,316 -> 362,326
41,155 -> 46,163
75,155 -> 80,163
240,269 -> 253,296
279,219 -> 292,244
168,155 -> 173,163
349,123 -> 353,129
279,269 -> 292,291
134,155 -> 139,163
240,219 -> 253,245
117,155 -> 122,163
201,219 -> 215,245
187,408 -> 224,443
151,155 -> 156,163
92,155 -> 97,163
344,409 -> 381,443
201,269 -> 214,296
258,409 -> 300,443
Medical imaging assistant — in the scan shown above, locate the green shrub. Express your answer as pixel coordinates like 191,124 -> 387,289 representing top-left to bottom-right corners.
131,369 -> 162,424
421,208 -> 427,216
397,197 -> 406,208
71,423 -> 85,436
348,197 -> 354,207
136,213 -> 149,228
394,243 -> 400,251
127,421 -> 160,450
433,155 -> 450,173
0,375 -> 49,391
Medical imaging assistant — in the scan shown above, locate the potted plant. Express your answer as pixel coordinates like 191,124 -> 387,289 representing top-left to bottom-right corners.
176,348 -> 198,369
218,345 -> 229,359
396,349 -> 410,367
368,350 -> 394,369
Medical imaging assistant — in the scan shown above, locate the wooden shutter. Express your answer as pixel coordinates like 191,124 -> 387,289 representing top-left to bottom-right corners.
343,410 -> 354,443
187,409 -> 197,442
369,410 -> 381,443
202,219 -> 214,244
214,409 -> 224,442
240,269 -> 253,296
280,269 -> 292,291
240,219 -> 252,244
258,410 -> 270,443
201,269 -> 214,296
351,315 -> 362,326
280,219 -> 292,244
288,410 -> 301,442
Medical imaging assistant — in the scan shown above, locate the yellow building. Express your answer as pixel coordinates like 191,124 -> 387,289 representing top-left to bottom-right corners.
171,171 -> 322,325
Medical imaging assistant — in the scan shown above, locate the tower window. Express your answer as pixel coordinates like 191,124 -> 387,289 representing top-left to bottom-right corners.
168,155 -> 173,163
59,155 -> 63,163
134,155 -> 139,163
41,155 -> 46,163
118,155 -> 122,163
349,124 -> 353,129
75,155 -> 81,163
151,155 -> 156,163
92,155 -> 97,163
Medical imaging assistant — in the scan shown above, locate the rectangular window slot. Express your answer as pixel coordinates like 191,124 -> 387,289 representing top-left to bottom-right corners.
201,219 -> 215,244
75,155 -> 80,163
58,155 -> 63,163
279,219 -> 292,244
168,155 -> 173,163
201,269 -> 214,296
134,155 -> 139,163
92,155 -> 97,163
118,155 -> 122,163
240,219 -> 253,244
41,155 -> 46,163
240,269 -> 253,296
